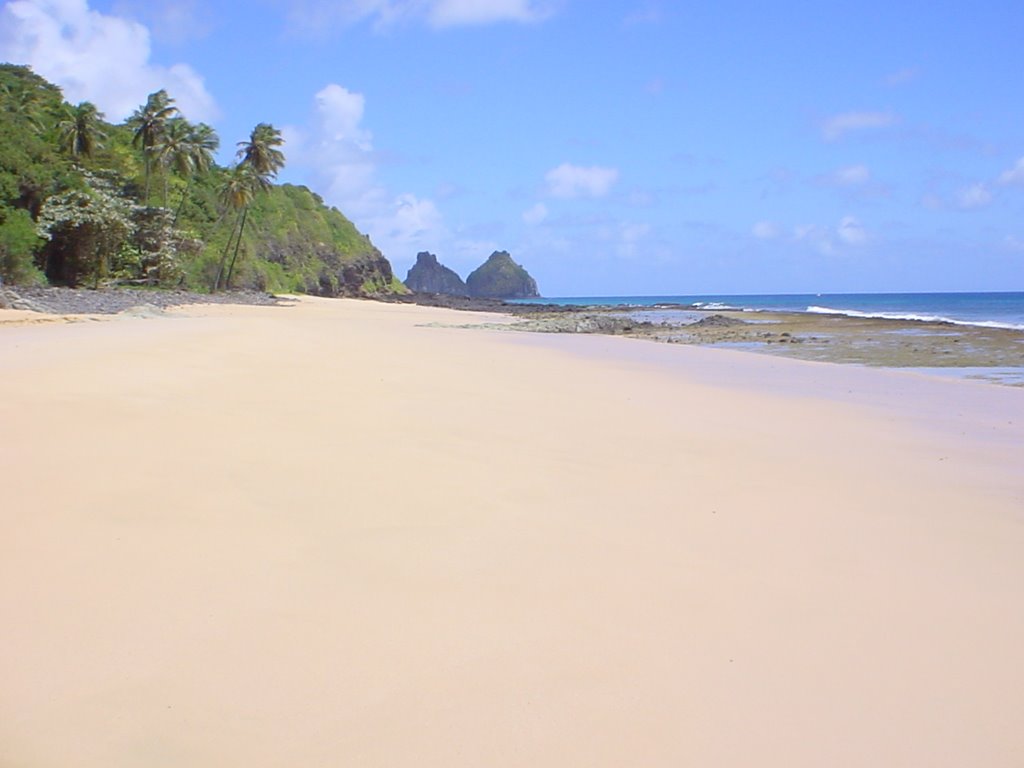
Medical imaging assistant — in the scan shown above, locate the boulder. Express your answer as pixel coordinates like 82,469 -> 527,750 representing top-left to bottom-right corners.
689,313 -> 747,328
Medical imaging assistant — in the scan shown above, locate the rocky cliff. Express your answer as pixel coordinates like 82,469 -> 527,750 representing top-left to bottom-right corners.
226,184 -> 404,297
404,251 -> 468,296
466,250 -> 539,299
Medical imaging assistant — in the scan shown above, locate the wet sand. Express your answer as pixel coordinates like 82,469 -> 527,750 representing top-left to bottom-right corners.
2,296 -> 1023,767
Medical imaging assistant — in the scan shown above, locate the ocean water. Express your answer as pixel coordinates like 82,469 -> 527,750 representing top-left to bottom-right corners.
514,292 -> 1024,331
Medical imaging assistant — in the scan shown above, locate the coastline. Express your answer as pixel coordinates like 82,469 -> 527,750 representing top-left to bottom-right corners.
5,286 -> 1023,384
2,296 -> 1022,766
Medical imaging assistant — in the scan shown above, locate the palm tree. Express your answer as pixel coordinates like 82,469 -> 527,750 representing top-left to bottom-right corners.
213,123 -> 285,290
236,122 -> 286,179
1,80 -> 46,132
213,166 -> 263,291
172,122 -> 219,225
153,118 -> 192,207
57,101 -> 106,158
127,89 -> 179,202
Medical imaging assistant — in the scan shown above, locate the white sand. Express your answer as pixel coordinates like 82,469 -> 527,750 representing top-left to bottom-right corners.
2,296 -> 1022,767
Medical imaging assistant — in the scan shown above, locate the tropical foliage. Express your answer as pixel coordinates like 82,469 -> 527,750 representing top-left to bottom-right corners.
57,101 -> 106,158
127,89 -> 178,202
0,63 -> 403,296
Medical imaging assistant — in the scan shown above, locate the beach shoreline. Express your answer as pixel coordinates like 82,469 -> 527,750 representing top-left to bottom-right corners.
2,296 -> 1023,767
5,285 -> 1023,383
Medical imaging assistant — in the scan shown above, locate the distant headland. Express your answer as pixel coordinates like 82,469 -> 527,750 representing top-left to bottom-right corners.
405,250 -> 539,300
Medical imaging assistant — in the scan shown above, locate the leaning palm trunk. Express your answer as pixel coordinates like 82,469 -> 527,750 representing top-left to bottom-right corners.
225,207 -> 249,289
213,211 -> 243,292
173,177 -> 193,227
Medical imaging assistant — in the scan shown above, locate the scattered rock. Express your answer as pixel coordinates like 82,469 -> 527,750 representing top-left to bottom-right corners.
0,286 -> 287,315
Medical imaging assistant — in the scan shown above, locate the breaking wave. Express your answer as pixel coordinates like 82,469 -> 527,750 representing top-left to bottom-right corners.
806,305 -> 1024,331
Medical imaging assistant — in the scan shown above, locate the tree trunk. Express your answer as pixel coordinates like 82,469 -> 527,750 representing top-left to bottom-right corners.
213,211 -> 242,292
173,176 -> 192,227
225,207 -> 249,290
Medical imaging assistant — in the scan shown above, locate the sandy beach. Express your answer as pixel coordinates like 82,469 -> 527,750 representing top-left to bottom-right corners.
2,296 -> 1022,767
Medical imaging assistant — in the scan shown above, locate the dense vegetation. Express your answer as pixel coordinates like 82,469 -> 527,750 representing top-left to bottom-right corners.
0,64 -> 404,296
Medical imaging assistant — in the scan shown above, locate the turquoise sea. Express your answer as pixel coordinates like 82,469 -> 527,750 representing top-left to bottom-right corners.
514,291 -> 1024,331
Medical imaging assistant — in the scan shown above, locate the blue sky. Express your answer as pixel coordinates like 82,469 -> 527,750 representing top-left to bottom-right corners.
2,0 -> 1023,296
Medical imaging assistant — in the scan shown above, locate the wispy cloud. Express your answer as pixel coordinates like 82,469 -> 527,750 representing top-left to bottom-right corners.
752,221 -> 780,240
111,0 -> 215,45
814,164 -> 892,198
956,183 -> 992,210
821,111 -> 897,141
545,163 -> 620,199
617,221 -> 651,258
832,164 -> 871,186
883,67 -> 920,87
837,215 -> 868,245
283,0 -> 558,33
998,157 -> 1024,185
429,0 -> 555,27
624,3 -> 663,26
522,202 -> 548,225
0,0 -> 217,120
1003,235 -> 1024,252
763,217 -> 869,253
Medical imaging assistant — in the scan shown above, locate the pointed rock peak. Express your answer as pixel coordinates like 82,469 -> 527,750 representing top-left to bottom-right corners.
466,250 -> 540,299
405,251 -> 468,296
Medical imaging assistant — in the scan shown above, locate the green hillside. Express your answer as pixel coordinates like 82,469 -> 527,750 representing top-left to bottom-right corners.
0,63 -> 405,296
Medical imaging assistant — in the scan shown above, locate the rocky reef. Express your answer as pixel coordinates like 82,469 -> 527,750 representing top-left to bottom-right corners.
404,251 -> 468,296
465,250 -> 539,299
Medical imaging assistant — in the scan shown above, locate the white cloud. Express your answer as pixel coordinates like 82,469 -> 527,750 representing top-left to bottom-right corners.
998,157 -> 1024,185
837,215 -> 867,245
752,221 -> 780,239
522,202 -> 548,225
285,85 -> 380,213
789,217 -> 867,253
545,163 -> 619,199
315,84 -> 372,150
0,0 -> 217,121
283,0 -> 555,32
957,183 -> 992,210
384,193 -> 445,249
821,111 -> 897,141
286,83 -> 448,262
428,0 -> 552,27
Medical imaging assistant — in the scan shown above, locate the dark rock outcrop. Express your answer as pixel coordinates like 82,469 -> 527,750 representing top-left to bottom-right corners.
404,251 -> 468,296
689,313 -> 748,328
465,250 -> 539,299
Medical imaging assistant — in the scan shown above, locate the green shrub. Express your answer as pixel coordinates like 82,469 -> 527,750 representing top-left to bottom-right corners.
0,207 -> 45,285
